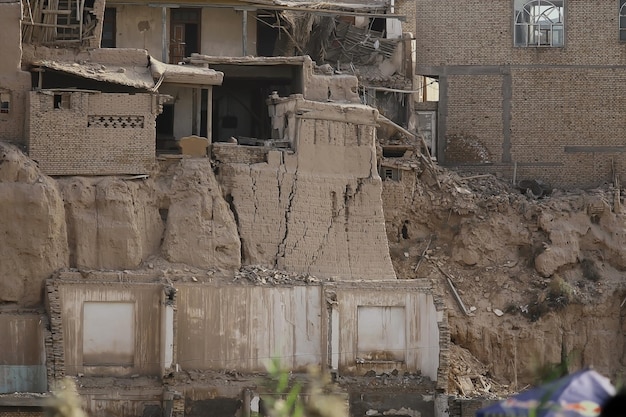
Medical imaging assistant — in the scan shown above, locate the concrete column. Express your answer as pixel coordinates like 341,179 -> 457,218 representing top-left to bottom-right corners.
192,88 -> 199,135
205,87 -> 213,142
434,393 -> 450,417
242,9 -> 248,56
161,7 -> 168,62
330,307 -> 339,370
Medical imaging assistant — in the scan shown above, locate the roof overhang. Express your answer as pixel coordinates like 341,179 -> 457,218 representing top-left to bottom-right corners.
32,51 -> 224,91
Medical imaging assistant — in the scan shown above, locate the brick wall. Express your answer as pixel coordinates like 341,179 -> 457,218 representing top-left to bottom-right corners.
395,0 -> 416,36
445,75 -> 502,164
415,0 -> 626,188
28,91 -> 158,176
416,0 -> 626,67
218,98 -> 396,281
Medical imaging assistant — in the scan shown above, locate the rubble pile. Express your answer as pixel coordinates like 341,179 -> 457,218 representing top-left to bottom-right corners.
233,265 -> 321,285
448,344 -> 510,399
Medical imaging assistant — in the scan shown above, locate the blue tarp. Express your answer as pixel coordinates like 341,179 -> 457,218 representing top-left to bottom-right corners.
476,369 -> 615,417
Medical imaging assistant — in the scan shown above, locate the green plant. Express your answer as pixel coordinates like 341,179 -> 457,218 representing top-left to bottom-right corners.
547,274 -> 573,306
45,378 -> 86,417
263,358 -> 348,417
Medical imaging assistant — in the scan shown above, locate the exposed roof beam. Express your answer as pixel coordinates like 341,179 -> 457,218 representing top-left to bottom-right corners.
104,1 -> 406,21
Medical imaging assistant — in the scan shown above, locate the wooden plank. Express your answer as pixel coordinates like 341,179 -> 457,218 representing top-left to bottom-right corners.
41,9 -> 71,14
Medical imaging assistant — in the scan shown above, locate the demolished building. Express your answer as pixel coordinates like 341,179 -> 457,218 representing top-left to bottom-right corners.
0,0 -> 451,416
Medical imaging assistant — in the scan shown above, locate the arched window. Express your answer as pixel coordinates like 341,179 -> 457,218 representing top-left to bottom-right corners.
514,0 -> 564,47
620,1 -> 626,41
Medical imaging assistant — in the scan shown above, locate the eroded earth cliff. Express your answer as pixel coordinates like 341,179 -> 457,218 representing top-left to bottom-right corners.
2,138 -> 626,394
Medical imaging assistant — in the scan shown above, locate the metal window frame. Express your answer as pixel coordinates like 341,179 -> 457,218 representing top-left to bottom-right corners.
619,0 -> 626,41
513,0 -> 565,48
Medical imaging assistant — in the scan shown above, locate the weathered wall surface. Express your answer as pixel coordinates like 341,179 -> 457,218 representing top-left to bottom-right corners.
200,8 -> 256,57
57,278 -> 163,377
58,177 -> 164,270
158,158 -> 241,270
217,98 -> 396,280
415,0 -> 626,188
175,280 -> 444,381
0,314 -> 47,393
444,74 -> 501,165
28,91 -> 158,176
0,1 -> 31,144
0,143 -> 68,306
176,284 -> 323,371
109,5 -> 256,59
332,281 -> 445,384
110,5 -> 163,55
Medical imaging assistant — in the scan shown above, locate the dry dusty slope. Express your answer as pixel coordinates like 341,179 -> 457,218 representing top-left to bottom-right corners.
383,163 -> 626,392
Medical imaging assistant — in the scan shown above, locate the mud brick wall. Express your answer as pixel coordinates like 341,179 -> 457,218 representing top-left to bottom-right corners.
416,0 -> 626,188
212,143 -> 269,164
28,91 -> 157,176
218,99 -> 396,281
395,0 -> 416,36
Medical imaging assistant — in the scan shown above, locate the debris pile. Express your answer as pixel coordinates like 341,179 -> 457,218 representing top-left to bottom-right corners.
234,265 -> 320,285
448,344 -> 510,399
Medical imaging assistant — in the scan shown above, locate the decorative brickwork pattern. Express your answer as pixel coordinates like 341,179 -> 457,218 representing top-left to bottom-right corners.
87,115 -> 145,129
28,91 -> 160,176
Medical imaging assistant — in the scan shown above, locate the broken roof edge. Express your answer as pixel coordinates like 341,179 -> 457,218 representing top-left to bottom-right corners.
272,0 -> 387,11
187,53 -> 310,66
32,59 -> 156,90
31,50 -> 223,91
149,57 -> 224,87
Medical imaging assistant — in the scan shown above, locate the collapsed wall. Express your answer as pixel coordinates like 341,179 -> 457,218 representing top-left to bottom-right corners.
216,96 -> 396,280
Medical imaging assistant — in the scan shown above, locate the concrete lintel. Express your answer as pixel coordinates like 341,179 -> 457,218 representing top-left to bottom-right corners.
0,396 -> 50,407
417,64 -> 626,77
565,146 -> 626,153
296,112 -> 378,126
416,65 -> 506,76
323,279 -> 434,292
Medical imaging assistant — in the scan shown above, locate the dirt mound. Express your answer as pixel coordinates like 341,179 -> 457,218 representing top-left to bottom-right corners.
383,158 -> 626,386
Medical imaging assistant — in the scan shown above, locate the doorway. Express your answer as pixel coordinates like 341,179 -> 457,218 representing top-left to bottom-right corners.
169,8 -> 201,64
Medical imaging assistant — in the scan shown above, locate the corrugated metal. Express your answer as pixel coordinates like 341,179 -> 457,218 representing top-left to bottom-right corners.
0,365 -> 47,393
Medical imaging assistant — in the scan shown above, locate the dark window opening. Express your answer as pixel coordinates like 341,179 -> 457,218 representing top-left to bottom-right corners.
382,146 -> 411,158
401,221 -> 409,239
54,93 -> 71,109
102,8 -> 117,48
257,10 -> 280,56
156,104 -> 176,151
0,91 -> 10,114
200,89 -> 208,138
159,208 -> 169,223
381,167 -> 401,181
370,18 -> 386,35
